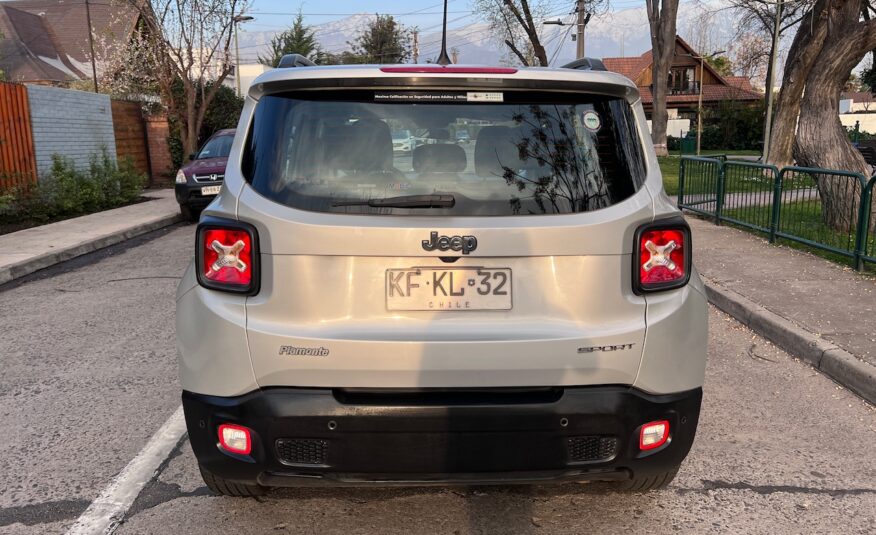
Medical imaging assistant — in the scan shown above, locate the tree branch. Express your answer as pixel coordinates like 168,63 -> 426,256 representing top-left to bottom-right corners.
504,39 -> 530,66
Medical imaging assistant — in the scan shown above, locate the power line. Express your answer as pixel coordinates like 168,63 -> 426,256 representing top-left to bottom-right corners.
247,11 -> 476,17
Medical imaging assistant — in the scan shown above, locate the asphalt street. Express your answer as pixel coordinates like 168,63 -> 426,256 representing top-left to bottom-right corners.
1,224 -> 875,534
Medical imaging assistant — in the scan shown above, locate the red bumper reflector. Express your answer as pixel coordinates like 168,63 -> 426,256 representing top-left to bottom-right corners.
218,423 -> 252,455
639,420 -> 670,451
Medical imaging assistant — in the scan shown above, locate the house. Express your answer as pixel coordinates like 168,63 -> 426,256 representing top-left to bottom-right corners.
0,0 -> 140,85
840,91 -> 876,114
602,36 -> 763,123
230,63 -> 271,96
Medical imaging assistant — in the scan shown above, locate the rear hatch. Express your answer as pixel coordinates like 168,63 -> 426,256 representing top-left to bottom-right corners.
237,82 -> 654,388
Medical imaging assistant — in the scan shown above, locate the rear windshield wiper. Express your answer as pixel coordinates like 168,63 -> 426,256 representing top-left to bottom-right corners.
332,194 -> 455,208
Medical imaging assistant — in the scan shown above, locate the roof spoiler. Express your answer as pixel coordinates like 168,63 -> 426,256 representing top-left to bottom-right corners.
277,54 -> 316,68
561,58 -> 607,72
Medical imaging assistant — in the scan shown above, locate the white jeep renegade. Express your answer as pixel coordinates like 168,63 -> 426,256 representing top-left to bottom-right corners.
175,56 -> 709,496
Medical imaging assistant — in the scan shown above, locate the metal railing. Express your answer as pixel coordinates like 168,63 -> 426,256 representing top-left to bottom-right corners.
678,157 -> 875,270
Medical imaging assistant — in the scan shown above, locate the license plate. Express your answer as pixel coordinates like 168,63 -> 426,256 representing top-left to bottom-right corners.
201,185 -> 221,195
386,268 -> 512,311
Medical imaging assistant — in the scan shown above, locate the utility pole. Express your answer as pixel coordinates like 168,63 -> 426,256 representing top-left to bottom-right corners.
413,30 -> 419,64
762,0 -> 783,162
85,0 -> 98,93
575,0 -> 590,59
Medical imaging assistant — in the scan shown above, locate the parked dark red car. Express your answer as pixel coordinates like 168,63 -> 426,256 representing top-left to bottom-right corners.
174,129 -> 235,221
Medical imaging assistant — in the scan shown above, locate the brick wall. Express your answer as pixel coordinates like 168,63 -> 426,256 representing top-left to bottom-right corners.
145,115 -> 174,184
26,85 -> 117,177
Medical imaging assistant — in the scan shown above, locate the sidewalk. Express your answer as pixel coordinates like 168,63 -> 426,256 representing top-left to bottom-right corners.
689,216 -> 876,404
0,189 -> 181,285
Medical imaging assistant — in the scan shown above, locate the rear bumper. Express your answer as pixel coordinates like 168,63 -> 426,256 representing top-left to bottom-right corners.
183,386 -> 702,487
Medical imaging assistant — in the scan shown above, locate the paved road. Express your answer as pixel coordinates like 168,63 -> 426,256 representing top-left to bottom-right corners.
1,225 -> 875,534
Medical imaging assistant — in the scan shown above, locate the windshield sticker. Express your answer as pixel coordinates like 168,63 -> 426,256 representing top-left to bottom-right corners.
375,92 -> 469,103
467,92 -> 504,103
583,111 -> 601,132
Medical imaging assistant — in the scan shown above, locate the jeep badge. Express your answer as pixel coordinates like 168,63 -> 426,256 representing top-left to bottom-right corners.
422,231 -> 478,255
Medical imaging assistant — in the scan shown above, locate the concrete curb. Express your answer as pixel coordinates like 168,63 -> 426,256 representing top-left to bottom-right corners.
704,280 -> 876,405
0,212 -> 182,286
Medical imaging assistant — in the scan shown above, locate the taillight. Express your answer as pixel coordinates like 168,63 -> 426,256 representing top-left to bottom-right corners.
633,219 -> 691,294
195,217 -> 259,294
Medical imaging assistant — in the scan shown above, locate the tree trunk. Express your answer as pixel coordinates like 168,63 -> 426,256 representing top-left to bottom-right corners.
767,0 -> 830,168
182,80 -> 198,157
794,0 -> 876,231
646,0 -> 680,157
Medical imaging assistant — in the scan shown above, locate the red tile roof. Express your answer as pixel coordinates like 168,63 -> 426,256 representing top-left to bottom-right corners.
725,76 -> 755,92
638,84 -> 762,105
602,56 -> 650,82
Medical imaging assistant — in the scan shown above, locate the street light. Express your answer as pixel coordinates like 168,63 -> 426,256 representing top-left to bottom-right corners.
233,15 -> 254,97
680,50 -> 726,156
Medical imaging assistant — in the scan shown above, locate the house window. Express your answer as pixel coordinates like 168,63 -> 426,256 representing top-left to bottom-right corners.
668,67 -> 697,95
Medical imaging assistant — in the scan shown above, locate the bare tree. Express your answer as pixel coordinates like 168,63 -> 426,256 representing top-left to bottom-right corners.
730,32 -> 771,86
124,0 -> 248,156
473,0 -> 550,66
766,0 -> 830,169
645,0 -> 680,157
728,0 -> 815,152
473,1 -> 608,67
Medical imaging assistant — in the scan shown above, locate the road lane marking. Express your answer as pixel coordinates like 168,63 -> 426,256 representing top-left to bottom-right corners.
66,405 -> 186,535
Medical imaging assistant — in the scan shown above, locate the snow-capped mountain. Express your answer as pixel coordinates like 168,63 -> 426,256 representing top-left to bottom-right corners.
236,1 -> 761,73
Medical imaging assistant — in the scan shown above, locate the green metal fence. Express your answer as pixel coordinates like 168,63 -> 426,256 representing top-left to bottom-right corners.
678,157 -> 875,270
862,176 -> 876,267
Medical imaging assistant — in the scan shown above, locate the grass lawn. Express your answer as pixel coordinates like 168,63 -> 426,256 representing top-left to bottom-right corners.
659,156 -> 682,195
722,199 -> 876,270
658,151 -> 767,196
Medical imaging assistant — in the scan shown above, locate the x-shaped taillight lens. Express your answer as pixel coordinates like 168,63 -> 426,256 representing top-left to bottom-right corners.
201,228 -> 253,288
635,226 -> 690,293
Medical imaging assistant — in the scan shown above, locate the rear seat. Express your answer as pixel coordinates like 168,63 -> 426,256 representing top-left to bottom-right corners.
412,144 -> 467,178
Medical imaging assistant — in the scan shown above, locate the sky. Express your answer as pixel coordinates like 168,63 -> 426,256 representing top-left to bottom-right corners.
243,0 -> 479,33
241,0 -> 646,33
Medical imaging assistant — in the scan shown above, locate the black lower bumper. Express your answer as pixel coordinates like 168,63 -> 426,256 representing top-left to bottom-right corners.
174,183 -> 218,207
183,386 -> 702,487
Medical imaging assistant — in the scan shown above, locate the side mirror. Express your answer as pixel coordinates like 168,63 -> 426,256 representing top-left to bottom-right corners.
188,153 -> 197,161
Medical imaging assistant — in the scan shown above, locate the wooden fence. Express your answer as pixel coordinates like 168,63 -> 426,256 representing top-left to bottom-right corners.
111,99 -> 151,179
0,82 -> 37,192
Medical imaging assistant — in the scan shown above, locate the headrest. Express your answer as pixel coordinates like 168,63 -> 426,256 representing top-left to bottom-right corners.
325,119 -> 393,172
474,126 -> 523,178
412,144 -> 467,173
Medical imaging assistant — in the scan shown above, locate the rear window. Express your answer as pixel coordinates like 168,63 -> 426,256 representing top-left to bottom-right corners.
243,90 -> 646,216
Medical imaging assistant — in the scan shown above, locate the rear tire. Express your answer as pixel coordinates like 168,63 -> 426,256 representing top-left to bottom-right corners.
616,467 -> 679,492
199,464 -> 265,497
180,204 -> 199,222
